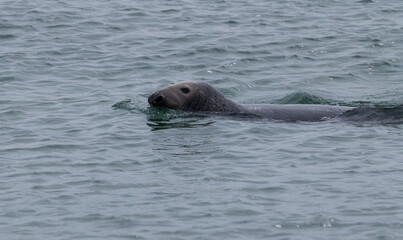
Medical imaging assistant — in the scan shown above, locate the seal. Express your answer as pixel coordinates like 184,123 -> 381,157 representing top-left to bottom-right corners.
148,81 -> 354,121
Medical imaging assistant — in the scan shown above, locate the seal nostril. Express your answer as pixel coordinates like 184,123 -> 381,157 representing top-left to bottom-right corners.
148,92 -> 166,107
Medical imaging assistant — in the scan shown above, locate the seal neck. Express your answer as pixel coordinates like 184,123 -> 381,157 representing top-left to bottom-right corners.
188,86 -> 244,113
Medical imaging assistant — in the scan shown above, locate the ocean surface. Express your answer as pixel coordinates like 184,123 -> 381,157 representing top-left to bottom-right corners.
1,0 -> 403,239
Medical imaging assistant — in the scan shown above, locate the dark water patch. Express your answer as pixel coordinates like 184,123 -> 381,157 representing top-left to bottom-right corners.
302,56 -> 316,61
352,54 -> 371,59
106,25 -> 123,31
131,62 -> 154,70
225,20 -> 239,25
25,8 -> 46,14
78,20 -> 105,26
358,37 -> 381,43
0,34 -> 16,39
40,48 -> 81,57
0,76 -> 15,83
135,56 -> 153,61
126,11 -> 147,17
122,7 -> 143,12
0,109 -> 28,117
164,34 -> 203,43
1,144 -> 88,153
168,64 -> 207,72
0,22 -> 23,30
302,37 -> 322,42
242,186 -> 286,193
195,46 -> 228,54
167,51 -> 196,58
370,60 -> 396,69
46,24 -> 72,29
380,9 -> 401,14
160,9 -> 180,14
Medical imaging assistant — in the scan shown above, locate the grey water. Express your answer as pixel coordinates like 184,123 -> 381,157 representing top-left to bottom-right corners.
1,0 -> 403,239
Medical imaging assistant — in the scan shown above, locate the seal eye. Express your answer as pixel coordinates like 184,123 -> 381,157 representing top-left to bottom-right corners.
180,87 -> 190,94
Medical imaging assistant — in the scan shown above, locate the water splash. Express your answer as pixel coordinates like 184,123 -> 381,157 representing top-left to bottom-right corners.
112,98 -> 134,111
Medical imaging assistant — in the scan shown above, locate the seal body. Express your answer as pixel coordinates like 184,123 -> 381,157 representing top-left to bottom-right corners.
148,81 -> 354,121
240,104 -> 352,121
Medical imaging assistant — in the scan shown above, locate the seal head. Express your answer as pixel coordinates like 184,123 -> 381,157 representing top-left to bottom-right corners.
148,81 -> 243,112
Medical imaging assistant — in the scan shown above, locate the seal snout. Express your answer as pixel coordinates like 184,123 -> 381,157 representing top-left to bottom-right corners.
148,91 -> 166,107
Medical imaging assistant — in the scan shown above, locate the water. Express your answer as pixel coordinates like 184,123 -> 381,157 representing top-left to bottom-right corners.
1,0 -> 403,239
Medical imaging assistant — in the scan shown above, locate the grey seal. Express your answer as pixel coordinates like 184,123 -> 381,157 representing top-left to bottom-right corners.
148,81 -> 354,121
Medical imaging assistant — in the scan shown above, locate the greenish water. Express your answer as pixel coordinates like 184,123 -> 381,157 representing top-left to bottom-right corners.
1,0 -> 403,239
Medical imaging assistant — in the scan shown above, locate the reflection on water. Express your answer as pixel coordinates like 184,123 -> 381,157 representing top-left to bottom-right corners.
147,119 -> 214,131
149,120 -> 221,161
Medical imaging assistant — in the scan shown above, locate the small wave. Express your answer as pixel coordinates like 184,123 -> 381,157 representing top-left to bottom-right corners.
160,9 -> 180,14
147,118 -> 214,131
224,20 -> 239,25
195,47 -> 228,54
47,24 -> 72,29
358,0 -> 374,3
168,64 -> 207,72
338,105 -> 403,124
275,92 -> 334,105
